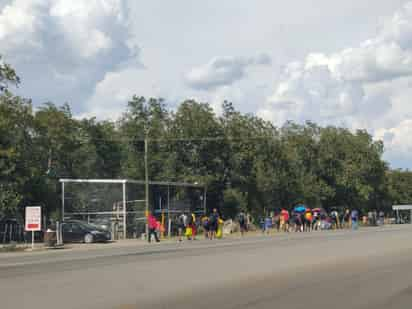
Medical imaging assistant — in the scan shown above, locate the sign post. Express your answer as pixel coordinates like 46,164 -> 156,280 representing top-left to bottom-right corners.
25,206 -> 42,250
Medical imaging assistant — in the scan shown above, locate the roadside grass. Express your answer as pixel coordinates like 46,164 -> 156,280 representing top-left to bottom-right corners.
0,243 -> 28,253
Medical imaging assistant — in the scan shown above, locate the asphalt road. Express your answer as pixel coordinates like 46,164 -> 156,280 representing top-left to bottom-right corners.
2,226 -> 412,309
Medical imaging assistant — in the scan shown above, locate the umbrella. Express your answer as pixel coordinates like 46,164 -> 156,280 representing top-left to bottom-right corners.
312,208 -> 321,213
294,205 -> 306,212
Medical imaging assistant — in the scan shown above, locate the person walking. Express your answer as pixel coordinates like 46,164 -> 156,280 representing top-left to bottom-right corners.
280,209 -> 290,232
216,216 -> 224,239
367,211 -> 373,226
351,209 -> 359,230
201,215 -> 209,239
208,208 -> 219,240
148,213 -> 160,243
259,216 -> 265,234
177,212 -> 187,242
378,210 -> 385,226
264,215 -> 272,235
312,209 -> 321,231
341,209 -> 350,229
331,209 -> 340,229
273,213 -> 281,232
190,212 -> 197,240
238,210 -> 247,236
304,209 -> 312,232
186,212 -> 193,240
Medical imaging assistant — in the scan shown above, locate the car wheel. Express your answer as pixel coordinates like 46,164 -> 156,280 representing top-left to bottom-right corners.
84,233 -> 94,244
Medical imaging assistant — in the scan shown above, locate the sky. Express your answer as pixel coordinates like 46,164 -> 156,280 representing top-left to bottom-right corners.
0,0 -> 411,169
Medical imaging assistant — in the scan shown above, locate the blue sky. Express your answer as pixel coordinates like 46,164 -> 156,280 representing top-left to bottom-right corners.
0,0 -> 411,169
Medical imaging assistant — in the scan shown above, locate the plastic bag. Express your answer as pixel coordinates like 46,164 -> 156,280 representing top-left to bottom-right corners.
216,228 -> 223,238
185,227 -> 192,237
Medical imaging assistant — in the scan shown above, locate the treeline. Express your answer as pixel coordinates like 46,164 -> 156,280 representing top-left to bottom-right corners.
1,61 -> 412,220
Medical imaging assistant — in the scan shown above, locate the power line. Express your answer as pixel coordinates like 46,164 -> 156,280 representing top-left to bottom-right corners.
74,135 -> 279,143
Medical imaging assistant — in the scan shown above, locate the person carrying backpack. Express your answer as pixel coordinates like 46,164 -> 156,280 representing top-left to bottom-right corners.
208,208 -> 219,240
201,215 -> 209,239
238,211 -> 247,236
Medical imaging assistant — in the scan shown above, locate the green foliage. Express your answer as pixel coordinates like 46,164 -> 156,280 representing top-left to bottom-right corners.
0,184 -> 21,217
387,170 -> 412,205
0,56 -> 19,93
223,188 -> 247,218
0,55 -> 411,220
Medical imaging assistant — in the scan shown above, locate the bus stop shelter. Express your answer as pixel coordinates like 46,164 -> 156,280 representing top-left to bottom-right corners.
392,205 -> 412,224
59,179 -> 207,239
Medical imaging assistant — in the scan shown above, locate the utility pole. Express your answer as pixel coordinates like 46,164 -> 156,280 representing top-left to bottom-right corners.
145,138 -> 149,237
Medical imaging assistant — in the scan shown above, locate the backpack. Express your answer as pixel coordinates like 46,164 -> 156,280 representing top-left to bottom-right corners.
239,213 -> 245,224
209,213 -> 217,225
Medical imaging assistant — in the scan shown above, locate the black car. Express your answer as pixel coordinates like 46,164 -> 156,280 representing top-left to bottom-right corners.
62,220 -> 111,243
89,218 -> 112,232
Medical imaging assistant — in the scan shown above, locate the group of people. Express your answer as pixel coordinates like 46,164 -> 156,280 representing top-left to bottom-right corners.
177,208 -> 225,241
177,212 -> 197,241
147,206 -> 380,243
259,207 -> 378,233
147,208 -> 223,244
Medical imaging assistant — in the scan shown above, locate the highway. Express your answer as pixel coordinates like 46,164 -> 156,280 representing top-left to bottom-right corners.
1,226 -> 412,309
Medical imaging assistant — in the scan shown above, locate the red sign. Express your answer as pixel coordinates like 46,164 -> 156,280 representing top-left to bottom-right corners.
25,206 -> 42,231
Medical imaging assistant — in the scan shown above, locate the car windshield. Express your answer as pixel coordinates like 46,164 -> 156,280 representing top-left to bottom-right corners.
76,222 -> 99,231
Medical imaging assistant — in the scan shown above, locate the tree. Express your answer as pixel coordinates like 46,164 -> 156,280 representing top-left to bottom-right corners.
0,55 -> 19,93
387,170 -> 412,206
170,100 -> 227,211
0,55 -> 405,221
0,92 -> 34,217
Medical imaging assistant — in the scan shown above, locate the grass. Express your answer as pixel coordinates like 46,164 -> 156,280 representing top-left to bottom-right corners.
0,243 -> 28,253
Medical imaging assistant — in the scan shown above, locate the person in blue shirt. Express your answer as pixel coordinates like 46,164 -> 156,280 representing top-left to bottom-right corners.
351,209 -> 359,230
264,216 -> 272,235
259,216 -> 265,234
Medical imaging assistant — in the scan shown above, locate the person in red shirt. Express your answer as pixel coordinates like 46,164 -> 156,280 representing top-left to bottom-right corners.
280,209 -> 290,232
148,213 -> 160,243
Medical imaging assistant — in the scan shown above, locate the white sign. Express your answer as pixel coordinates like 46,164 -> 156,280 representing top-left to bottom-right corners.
25,206 -> 42,231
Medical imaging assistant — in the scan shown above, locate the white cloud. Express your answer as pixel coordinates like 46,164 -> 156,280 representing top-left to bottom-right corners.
258,2 -> 412,167
375,119 -> 412,167
0,0 -> 138,108
83,67 -> 177,120
0,0 -> 44,52
185,54 -> 271,91
1,0 -> 411,169
83,68 -> 149,120
48,0 -> 126,59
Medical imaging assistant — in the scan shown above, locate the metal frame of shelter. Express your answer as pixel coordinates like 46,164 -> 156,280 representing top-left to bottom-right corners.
392,205 -> 412,224
59,179 -> 207,239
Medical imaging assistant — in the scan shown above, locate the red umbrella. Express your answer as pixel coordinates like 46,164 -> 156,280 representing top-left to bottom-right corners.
312,208 -> 321,212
